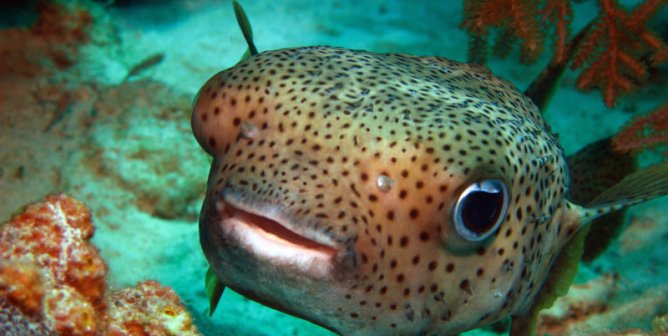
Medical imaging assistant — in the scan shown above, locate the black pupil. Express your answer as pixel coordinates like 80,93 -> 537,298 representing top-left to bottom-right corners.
461,189 -> 503,234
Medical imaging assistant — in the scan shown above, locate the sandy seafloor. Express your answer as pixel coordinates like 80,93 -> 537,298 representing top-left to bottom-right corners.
0,0 -> 667,335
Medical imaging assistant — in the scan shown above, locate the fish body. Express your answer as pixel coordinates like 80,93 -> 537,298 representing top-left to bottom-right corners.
192,46 -> 666,335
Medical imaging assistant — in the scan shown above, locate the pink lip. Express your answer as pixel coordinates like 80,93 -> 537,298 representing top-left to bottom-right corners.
219,202 -> 337,277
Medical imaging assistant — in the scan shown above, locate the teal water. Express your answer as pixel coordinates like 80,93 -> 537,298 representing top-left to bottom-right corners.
0,1 -> 666,335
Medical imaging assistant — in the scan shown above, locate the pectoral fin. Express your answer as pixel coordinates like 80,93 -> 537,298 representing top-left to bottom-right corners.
205,266 -> 226,316
510,228 -> 587,336
580,161 -> 668,222
510,156 -> 667,336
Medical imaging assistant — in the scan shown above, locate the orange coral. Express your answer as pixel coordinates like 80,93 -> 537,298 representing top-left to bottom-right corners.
612,102 -> 668,154
542,0 -> 572,63
573,0 -> 668,107
461,0 -> 668,107
0,261 -> 45,317
107,280 -> 200,336
30,1 -> 93,69
0,194 -> 201,335
0,1 -> 92,79
0,194 -> 106,335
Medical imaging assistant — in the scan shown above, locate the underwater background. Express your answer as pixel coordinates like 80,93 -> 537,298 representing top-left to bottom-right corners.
0,0 -> 667,335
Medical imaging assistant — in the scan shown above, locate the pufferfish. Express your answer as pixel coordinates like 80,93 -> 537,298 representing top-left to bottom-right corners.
191,10 -> 668,336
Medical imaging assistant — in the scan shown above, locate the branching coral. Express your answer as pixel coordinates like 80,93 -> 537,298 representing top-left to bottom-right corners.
462,0 -> 553,64
0,194 -> 201,336
461,0 -> 668,107
461,0 -> 573,64
543,0 -> 573,63
612,102 -> 668,154
572,0 -> 668,107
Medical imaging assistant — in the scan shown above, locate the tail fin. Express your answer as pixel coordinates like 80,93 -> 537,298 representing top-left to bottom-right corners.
566,137 -> 636,261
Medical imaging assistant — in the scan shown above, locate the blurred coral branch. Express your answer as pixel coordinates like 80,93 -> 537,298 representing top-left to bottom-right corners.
612,103 -> 668,155
572,0 -> 668,107
461,0 -> 550,64
461,0 -> 668,107
0,1 -> 93,79
543,0 -> 572,63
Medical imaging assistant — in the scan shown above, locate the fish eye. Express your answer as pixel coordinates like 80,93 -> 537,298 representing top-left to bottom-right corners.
453,179 -> 509,242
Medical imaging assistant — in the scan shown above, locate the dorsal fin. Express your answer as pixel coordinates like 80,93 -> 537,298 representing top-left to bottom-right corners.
233,1 -> 258,58
523,21 -> 593,113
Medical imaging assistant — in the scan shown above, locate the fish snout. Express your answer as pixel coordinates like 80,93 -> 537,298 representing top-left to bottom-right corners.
192,74 -> 265,157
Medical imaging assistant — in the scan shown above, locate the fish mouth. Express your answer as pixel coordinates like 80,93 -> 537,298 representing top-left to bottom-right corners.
217,195 -> 338,277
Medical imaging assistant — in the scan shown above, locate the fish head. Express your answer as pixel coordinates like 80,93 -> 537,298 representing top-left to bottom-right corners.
192,46 -> 572,335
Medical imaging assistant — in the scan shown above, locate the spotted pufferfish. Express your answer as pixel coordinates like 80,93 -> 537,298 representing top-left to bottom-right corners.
191,14 -> 668,336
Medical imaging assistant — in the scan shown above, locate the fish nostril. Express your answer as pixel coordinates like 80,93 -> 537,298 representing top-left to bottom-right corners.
240,121 -> 259,139
376,174 -> 394,193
